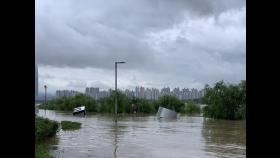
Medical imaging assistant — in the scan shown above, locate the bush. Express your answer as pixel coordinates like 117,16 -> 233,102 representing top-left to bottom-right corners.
61,121 -> 81,130
39,94 -> 98,112
183,99 -> 201,114
97,91 -> 131,113
202,80 -> 246,120
133,98 -> 156,113
35,117 -> 59,143
35,143 -> 53,158
39,91 -> 169,114
157,95 -> 184,112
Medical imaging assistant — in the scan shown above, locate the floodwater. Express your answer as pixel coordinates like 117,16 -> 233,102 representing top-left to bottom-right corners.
38,110 -> 246,158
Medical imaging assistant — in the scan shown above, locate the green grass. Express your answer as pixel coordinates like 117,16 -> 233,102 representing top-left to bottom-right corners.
35,143 -> 53,158
35,117 -> 59,142
61,121 -> 81,130
35,117 -> 59,158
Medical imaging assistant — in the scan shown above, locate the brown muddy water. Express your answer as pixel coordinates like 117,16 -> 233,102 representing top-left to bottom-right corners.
38,110 -> 246,158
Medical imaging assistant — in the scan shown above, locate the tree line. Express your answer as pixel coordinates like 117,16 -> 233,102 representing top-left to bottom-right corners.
39,80 -> 246,120
39,91 -> 200,115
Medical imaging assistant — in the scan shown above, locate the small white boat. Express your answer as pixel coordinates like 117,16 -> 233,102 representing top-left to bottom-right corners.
157,106 -> 179,119
73,106 -> 86,115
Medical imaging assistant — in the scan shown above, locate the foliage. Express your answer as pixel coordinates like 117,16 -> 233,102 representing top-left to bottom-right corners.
98,91 -> 131,113
192,98 -> 203,104
157,95 -> 184,112
202,80 -> 246,120
39,94 -> 98,112
39,91 -> 159,114
61,121 -> 81,130
35,143 -> 53,158
132,98 -> 156,113
35,117 -> 59,143
35,117 -> 59,158
183,99 -> 201,114
38,80 -> 245,119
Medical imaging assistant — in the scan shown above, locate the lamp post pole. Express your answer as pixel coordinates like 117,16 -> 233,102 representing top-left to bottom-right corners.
44,85 -> 47,114
114,61 -> 125,122
115,62 -> 117,118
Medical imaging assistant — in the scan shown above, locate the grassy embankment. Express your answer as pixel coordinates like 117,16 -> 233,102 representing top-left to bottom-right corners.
35,117 -> 82,158
61,121 -> 81,130
35,117 -> 59,158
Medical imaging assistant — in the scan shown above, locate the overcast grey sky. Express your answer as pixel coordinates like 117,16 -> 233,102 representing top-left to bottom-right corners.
35,0 -> 246,94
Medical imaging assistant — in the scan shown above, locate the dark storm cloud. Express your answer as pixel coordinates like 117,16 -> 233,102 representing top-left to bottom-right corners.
36,0 -> 245,69
36,0 -> 245,93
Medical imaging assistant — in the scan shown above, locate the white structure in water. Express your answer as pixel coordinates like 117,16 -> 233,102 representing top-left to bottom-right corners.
157,106 -> 179,119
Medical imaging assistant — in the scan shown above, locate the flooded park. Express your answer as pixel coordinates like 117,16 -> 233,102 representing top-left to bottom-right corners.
38,110 -> 246,158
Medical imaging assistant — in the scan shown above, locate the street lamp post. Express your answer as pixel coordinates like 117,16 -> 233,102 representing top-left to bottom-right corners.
115,61 -> 125,122
44,85 -> 47,112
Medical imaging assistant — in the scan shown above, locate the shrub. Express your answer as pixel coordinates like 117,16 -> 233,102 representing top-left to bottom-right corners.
39,94 -> 98,112
202,80 -> 246,120
35,143 -> 53,158
35,117 -> 59,143
158,95 -> 184,112
183,99 -> 201,114
61,121 -> 81,130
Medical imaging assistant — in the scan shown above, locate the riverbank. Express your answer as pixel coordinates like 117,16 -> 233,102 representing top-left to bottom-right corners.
35,117 -> 59,158
35,143 -> 53,158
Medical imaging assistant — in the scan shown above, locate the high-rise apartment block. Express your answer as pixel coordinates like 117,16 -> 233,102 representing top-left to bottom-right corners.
85,87 -> 99,100
54,86 -> 204,101
56,90 -> 80,98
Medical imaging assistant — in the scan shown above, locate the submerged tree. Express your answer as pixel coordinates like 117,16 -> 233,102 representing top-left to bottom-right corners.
183,99 -> 201,114
202,80 -> 246,120
158,95 -> 184,112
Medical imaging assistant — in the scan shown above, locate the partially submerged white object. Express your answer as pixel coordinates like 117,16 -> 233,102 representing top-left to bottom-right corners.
157,106 -> 179,119
73,106 -> 86,115
35,106 -> 39,115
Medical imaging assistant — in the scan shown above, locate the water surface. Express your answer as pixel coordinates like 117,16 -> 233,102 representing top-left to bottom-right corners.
38,110 -> 246,158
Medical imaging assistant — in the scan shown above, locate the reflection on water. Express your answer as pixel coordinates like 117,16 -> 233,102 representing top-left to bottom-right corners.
114,121 -> 117,158
38,110 -> 246,158
202,118 -> 246,157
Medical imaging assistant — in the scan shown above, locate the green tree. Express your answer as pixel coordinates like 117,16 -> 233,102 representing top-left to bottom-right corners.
39,94 -> 98,112
202,80 -> 246,120
97,91 -> 131,113
183,99 -> 201,114
158,95 -> 184,112
133,98 -> 155,113
39,91 -> 169,114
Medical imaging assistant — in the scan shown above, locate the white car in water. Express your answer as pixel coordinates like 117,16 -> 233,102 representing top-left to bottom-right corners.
35,106 -> 39,115
73,106 -> 86,115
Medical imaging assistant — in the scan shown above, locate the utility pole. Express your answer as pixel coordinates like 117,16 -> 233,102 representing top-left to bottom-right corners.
114,61 -> 125,122
44,85 -> 47,114
115,62 -> 117,120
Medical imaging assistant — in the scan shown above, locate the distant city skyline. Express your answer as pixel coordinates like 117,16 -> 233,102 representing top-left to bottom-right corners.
37,81 -> 208,96
36,66 -> 243,95
55,86 -> 205,101
36,0 -> 245,95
